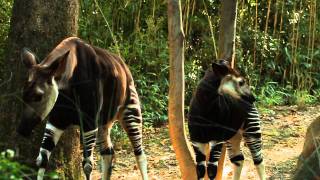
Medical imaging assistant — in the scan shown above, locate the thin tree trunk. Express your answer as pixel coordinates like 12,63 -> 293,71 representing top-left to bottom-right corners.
259,0 -> 271,76
218,0 -> 238,67
0,0 -> 81,178
264,0 -> 271,35
217,0 -> 238,179
273,0 -> 278,36
253,0 -> 258,66
310,0 -> 317,65
290,3 -> 297,86
275,1 -> 284,65
202,0 -> 218,59
167,0 -> 197,179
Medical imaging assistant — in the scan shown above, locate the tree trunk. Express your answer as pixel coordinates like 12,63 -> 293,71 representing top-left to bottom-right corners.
167,0 -> 197,179
293,146 -> 320,180
294,117 -> 320,179
0,0 -> 81,178
216,0 -> 238,179
218,0 -> 238,67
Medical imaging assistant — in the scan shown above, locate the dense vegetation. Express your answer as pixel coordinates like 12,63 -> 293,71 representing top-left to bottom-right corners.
0,0 -> 319,176
78,0 -> 320,124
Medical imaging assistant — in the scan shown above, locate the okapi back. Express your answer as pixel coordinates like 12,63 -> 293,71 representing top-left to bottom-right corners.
49,38 -> 131,130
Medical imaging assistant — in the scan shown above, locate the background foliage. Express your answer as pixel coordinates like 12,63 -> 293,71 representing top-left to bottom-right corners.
0,0 -> 319,125
77,0 -> 319,125
0,0 -> 319,124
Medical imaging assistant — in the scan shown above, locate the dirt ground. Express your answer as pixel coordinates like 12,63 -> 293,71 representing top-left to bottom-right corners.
92,105 -> 320,180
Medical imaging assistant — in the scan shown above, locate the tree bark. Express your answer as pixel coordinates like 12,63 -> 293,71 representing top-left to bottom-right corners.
294,117 -> 320,179
218,0 -> 238,67
0,0 -> 81,178
293,146 -> 320,180
216,0 -> 238,179
167,0 -> 197,179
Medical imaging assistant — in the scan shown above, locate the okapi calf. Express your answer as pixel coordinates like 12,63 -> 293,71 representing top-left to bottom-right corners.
188,60 -> 266,180
17,37 -> 148,180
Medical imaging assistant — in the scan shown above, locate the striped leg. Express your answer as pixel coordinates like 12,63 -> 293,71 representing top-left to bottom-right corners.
226,132 -> 244,180
192,142 -> 207,180
97,122 -> 114,180
82,128 -> 98,180
120,82 -> 148,180
36,123 -> 64,180
208,141 -> 223,180
243,105 -> 266,180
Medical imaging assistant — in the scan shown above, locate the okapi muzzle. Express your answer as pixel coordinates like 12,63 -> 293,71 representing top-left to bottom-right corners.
17,49 -> 60,137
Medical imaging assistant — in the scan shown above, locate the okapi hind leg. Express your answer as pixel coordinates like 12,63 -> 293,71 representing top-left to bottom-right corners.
244,134 -> 266,180
97,122 -> 115,180
226,132 -> 244,180
81,128 -> 98,180
192,142 -> 207,180
120,83 -> 148,180
135,151 -> 148,180
36,123 -> 64,180
121,107 -> 148,180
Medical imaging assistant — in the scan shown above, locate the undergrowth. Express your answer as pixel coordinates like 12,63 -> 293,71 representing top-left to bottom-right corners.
0,149 -> 58,180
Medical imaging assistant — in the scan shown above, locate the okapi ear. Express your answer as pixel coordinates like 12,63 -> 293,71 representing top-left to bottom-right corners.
21,48 -> 37,69
212,60 -> 229,76
46,51 -> 70,76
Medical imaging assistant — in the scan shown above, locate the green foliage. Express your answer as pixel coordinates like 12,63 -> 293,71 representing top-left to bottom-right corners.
76,0 -> 320,127
79,0 -> 170,127
0,149 -> 59,180
256,82 -> 290,106
0,0 -> 13,79
292,90 -> 318,108
0,149 -> 32,180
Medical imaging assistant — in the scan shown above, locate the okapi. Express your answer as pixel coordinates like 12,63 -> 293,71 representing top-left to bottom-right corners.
17,37 -> 148,180
188,60 -> 266,180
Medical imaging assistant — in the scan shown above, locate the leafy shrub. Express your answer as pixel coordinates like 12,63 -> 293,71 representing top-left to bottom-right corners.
256,82 -> 290,106
0,149 -> 33,180
0,0 -> 13,80
0,149 -> 59,180
293,90 -> 317,109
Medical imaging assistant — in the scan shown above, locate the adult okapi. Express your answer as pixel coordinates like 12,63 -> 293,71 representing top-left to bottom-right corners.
188,60 -> 266,180
17,37 -> 148,180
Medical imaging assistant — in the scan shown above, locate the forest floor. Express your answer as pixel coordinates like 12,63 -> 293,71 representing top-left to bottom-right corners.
92,105 -> 320,180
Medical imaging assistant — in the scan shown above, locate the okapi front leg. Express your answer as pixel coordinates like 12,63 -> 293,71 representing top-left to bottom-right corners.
192,142 -> 207,180
207,141 -> 223,180
82,129 -> 98,180
36,123 -> 64,180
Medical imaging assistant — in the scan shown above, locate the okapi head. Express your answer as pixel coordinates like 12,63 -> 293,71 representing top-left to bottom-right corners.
212,60 -> 255,103
17,48 -> 71,136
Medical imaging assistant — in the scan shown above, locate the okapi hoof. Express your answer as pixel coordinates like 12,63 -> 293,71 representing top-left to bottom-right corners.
36,151 -> 49,168
207,163 -> 217,180
83,161 -> 93,180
